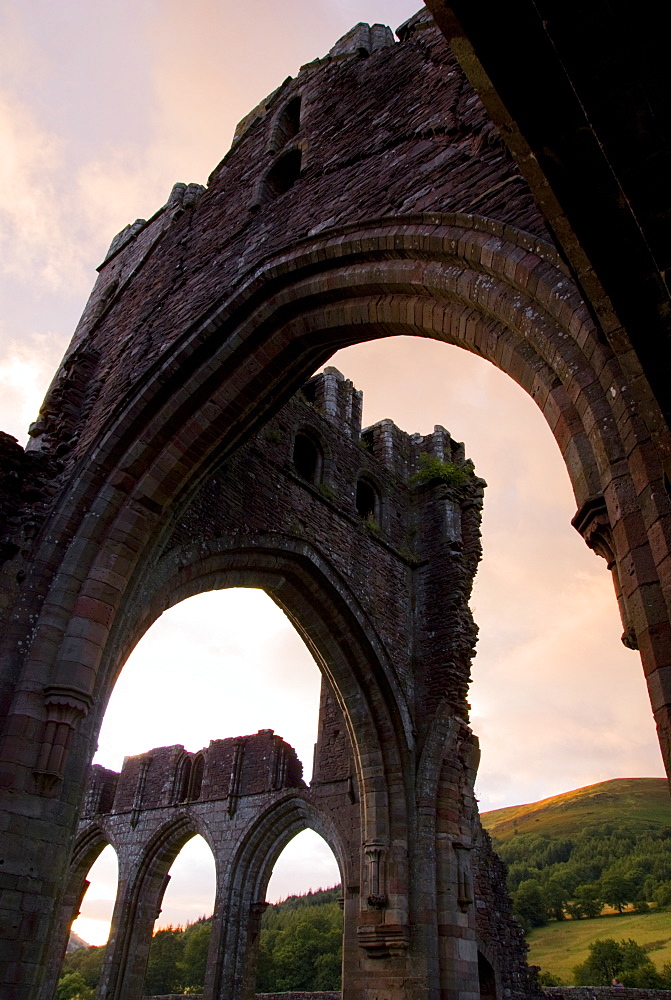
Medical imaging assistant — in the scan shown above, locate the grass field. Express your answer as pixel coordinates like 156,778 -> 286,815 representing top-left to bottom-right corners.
481,778 -> 671,844
526,910 -> 671,982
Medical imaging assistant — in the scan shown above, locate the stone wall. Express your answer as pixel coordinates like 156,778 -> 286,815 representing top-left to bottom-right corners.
144,991 -> 671,1000
544,991 -> 671,1000
144,994 -> 342,1000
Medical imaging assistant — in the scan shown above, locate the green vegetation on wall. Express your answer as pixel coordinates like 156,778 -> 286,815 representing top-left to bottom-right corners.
408,453 -> 473,488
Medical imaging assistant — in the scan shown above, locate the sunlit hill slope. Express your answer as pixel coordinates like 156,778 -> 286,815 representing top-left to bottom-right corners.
481,777 -> 671,843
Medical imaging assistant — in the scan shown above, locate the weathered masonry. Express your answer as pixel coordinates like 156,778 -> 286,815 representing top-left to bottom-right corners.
45,369 -> 531,1000
1,8 -> 670,999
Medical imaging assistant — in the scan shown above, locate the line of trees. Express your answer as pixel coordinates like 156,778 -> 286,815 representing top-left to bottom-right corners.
492,822 -> 671,930
573,937 -> 671,988
58,886 -> 342,999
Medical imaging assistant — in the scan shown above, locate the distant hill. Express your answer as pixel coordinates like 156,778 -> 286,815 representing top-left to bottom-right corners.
481,777 -> 671,843
66,930 -> 90,953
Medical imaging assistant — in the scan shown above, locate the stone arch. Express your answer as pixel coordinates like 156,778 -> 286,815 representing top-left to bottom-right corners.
95,813 -> 210,1000
255,147 -> 303,206
207,793 -> 348,1000
9,213 -> 671,1000
23,213 -> 671,791
476,941 -> 500,1000
268,95 -> 302,155
40,825 -> 115,1000
355,475 -> 380,521
190,752 -> 205,801
93,534 -> 411,853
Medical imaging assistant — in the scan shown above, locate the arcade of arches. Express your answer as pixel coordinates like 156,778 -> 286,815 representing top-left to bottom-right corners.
0,9 -> 670,1000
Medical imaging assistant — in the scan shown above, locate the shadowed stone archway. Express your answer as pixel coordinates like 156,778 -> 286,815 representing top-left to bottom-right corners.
1,13 -> 670,998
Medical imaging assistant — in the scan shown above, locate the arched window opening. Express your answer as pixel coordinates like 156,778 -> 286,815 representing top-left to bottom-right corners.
478,951 -> 497,1000
58,845 -> 119,995
189,753 -> 205,800
70,845 -> 118,947
326,336 -> 665,810
356,478 -> 378,520
144,835 -> 216,997
293,432 -> 321,484
359,429 -> 374,453
264,148 -> 302,200
257,829 -> 342,993
301,379 -> 318,405
274,96 -> 302,149
175,754 -> 192,803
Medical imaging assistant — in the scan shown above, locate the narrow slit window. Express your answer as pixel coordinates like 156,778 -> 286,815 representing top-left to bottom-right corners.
175,756 -> 192,803
265,149 -> 302,199
356,479 -> 378,520
275,96 -> 301,147
189,754 -> 205,800
293,433 -> 320,484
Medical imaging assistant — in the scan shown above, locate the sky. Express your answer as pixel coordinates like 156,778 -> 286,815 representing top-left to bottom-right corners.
0,0 -> 665,950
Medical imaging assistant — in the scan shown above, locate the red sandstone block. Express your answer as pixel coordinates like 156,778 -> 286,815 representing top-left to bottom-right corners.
643,663 -> 671,712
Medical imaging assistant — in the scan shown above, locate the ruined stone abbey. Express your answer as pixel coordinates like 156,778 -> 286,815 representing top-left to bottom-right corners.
1,6 -> 670,1000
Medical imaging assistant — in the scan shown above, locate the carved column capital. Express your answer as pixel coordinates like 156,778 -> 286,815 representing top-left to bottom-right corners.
33,686 -> 93,794
572,495 -> 615,567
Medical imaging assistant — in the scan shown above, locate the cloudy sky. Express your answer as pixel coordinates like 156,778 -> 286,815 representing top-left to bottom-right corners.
0,0 -> 664,948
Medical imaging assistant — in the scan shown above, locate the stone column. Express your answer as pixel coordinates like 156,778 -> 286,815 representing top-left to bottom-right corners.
39,877 -> 90,1000
435,751 -> 480,1000
95,866 -> 170,1000
205,881 -> 255,1000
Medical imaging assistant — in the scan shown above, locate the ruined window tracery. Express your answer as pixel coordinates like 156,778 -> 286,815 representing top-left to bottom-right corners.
174,754 -> 192,803
189,753 -> 205,801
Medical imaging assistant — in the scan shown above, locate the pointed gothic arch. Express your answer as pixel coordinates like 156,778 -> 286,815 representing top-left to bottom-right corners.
40,826 -> 117,1000
6,216 -> 671,1000
206,793 -> 348,1000
23,215 -> 669,787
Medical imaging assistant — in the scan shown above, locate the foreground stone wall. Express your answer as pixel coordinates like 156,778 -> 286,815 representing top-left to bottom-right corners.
545,991 -> 671,1000
145,991 -> 671,1000
144,994 -> 341,1000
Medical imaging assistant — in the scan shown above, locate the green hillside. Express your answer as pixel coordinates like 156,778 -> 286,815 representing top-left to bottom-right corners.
526,910 -> 671,982
480,779 -> 671,921
481,778 -> 671,843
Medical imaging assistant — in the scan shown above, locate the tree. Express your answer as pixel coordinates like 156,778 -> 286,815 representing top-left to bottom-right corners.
653,882 -> 671,907
566,883 -> 603,919
573,938 -> 659,986
144,927 -> 185,996
56,971 -> 94,1000
538,971 -> 564,986
60,946 -> 105,988
179,921 -> 211,989
256,902 -> 342,992
513,879 -> 547,930
544,874 -> 570,921
600,871 -> 633,913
